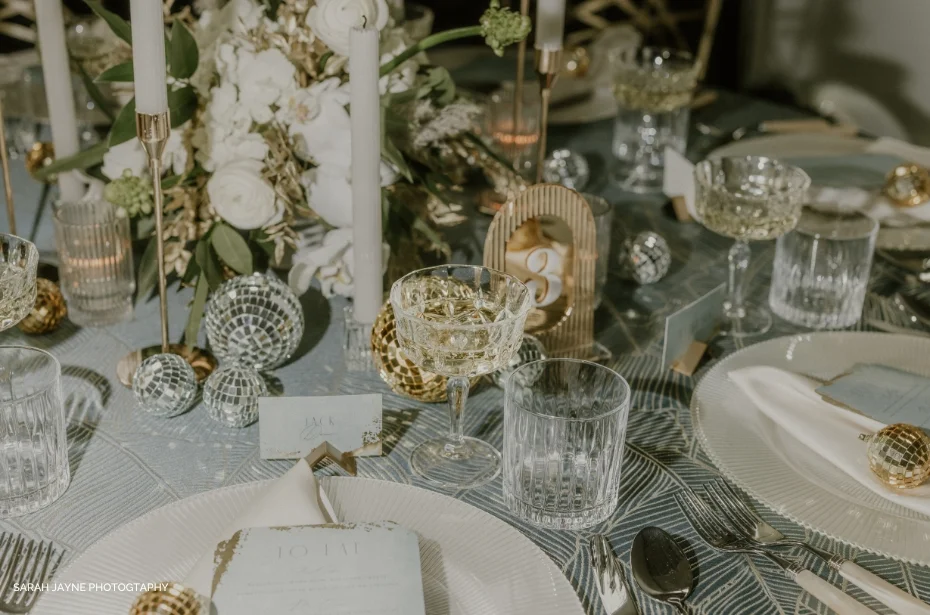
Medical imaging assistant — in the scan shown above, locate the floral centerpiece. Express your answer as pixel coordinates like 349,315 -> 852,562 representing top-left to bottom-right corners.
46,0 -> 529,343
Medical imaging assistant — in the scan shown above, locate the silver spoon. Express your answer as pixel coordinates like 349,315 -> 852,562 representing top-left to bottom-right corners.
630,527 -> 693,614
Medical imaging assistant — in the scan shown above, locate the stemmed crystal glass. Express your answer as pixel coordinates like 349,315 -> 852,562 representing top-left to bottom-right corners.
695,156 -> 810,336
391,265 -> 532,489
0,234 -> 38,331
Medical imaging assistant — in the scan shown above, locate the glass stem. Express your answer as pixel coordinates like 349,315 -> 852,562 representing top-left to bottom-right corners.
726,239 -> 751,319
445,376 -> 470,448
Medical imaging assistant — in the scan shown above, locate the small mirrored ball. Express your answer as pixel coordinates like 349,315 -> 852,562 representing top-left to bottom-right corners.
203,364 -> 268,428
133,353 -> 198,418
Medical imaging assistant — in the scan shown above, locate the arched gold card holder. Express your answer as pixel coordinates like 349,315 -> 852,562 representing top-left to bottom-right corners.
483,184 -> 596,357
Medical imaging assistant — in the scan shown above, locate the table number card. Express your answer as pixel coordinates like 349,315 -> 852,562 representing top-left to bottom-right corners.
259,394 -> 382,460
817,363 -> 930,430
211,524 -> 426,614
662,284 -> 726,375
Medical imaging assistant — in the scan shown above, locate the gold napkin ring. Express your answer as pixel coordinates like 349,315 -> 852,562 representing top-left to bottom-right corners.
883,163 -> 930,208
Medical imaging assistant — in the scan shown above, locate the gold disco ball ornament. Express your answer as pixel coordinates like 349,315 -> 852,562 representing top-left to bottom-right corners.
371,301 -> 479,403
129,582 -> 204,615
860,423 -> 930,489
25,142 -> 55,181
17,278 -> 67,335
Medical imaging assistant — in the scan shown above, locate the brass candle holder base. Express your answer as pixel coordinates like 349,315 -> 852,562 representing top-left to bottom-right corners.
117,344 -> 217,388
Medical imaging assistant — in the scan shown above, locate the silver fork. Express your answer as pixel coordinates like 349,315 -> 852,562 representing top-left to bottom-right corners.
0,539 -> 58,613
674,489 -> 878,615
705,480 -> 930,615
590,535 -> 639,615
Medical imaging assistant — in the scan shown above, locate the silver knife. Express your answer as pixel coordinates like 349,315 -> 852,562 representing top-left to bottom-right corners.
590,535 -> 640,615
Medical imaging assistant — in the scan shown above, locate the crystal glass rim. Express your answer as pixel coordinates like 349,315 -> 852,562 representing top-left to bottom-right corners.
0,345 -> 61,404
390,264 -> 533,331
507,358 -> 631,422
694,156 -> 812,203
0,233 -> 38,253
792,209 -> 879,241
581,193 -> 611,217
608,45 -> 696,69
53,199 -> 127,229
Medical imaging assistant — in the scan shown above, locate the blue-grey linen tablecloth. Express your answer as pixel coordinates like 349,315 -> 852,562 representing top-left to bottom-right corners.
3,86 -> 930,614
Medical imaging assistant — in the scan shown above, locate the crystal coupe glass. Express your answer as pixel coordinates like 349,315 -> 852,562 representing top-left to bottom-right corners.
695,156 -> 810,337
391,265 -> 532,489
0,234 -> 38,331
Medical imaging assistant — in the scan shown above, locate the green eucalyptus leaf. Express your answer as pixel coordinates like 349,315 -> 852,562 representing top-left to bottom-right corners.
211,224 -> 254,274
168,22 -> 199,80
136,237 -> 159,301
108,98 -> 137,147
195,239 -> 223,290
96,62 -> 134,83
168,86 -> 197,128
184,274 -> 210,349
34,141 -> 108,181
84,0 -> 132,44
74,60 -> 116,121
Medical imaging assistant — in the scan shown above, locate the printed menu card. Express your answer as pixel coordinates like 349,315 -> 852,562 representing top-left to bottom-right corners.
211,523 -> 426,614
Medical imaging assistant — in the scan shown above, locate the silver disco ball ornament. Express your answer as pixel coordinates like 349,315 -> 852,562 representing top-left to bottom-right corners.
133,353 -> 198,418
542,148 -> 590,191
618,231 -> 672,285
202,363 -> 268,428
204,273 -> 304,370
491,334 -> 547,388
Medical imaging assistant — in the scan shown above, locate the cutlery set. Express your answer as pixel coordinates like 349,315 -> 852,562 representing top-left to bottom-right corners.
0,535 -> 59,614
591,480 -> 930,614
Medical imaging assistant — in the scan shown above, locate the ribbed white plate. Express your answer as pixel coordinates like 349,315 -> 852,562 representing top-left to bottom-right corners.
693,332 -> 930,565
34,477 -> 583,614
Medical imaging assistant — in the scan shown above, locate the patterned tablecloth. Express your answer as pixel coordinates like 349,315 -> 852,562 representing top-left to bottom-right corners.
4,86 -> 930,614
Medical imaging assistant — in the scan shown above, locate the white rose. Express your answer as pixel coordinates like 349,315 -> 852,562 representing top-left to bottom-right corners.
306,0 -> 389,56
207,159 -> 281,230
301,165 -> 353,228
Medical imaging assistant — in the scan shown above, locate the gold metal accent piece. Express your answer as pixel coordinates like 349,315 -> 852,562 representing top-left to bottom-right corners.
861,423 -> 930,489
0,94 -> 16,234
535,47 -> 563,185
371,301 -> 480,403
562,46 -> 590,78
117,344 -> 217,389
25,142 -> 56,181
136,111 -> 171,353
129,582 -> 203,615
17,278 -> 67,335
305,441 -> 358,476
883,163 -> 930,208
483,184 -> 596,357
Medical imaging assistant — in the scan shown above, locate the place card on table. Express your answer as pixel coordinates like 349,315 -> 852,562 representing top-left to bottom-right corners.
259,394 -> 382,460
211,523 -> 426,614
816,363 -> 930,430
663,147 -> 697,222
662,284 -> 726,376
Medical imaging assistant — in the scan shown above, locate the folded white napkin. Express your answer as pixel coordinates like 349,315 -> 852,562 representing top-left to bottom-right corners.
729,366 -> 930,516
808,185 -> 930,228
183,458 -> 337,597
867,137 -> 930,169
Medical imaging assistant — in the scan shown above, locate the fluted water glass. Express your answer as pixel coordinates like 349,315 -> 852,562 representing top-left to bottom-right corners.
503,359 -> 630,529
695,156 -> 810,337
0,347 -> 69,517
54,199 -> 134,326
391,265 -> 532,489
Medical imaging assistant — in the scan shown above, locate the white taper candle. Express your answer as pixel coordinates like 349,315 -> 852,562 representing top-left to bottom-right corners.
129,0 -> 168,115
535,0 -> 566,50
349,26 -> 383,324
34,0 -> 83,202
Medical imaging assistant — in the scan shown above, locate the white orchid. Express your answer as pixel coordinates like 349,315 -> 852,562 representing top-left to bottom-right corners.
276,87 -> 322,127
378,28 -> 419,95
235,48 -> 298,123
289,78 -> 352,166
207,158 -> 282,230
289,228 -> 390,298
306,0 -> 390,56
301,165 -> 354,228
101,124 -> 189,180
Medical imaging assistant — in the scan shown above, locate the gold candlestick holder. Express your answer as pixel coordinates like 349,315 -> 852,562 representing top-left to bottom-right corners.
512,0 -> 531,165
535,47 -> 562,184
116,112 -> 216,387
0,97 -> 16,235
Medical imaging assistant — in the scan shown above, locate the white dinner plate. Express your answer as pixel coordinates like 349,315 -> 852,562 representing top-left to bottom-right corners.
34,477 -> 584,614
693,332 -> 930,565
710,132 -> 873,159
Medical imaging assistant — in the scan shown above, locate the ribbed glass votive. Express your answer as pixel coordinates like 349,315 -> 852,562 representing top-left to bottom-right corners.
54,200 -> 135,326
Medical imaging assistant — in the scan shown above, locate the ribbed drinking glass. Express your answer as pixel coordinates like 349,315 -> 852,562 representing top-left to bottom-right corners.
54,200 -> 134,326
0,234 -> 38,331
581,193 -> 614,308
0,347 -> 69,517
503,359 -> 630,530
391,265 -> 532,489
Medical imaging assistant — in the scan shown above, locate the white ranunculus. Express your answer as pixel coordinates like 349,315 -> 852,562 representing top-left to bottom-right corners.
306,0 -> 389,56
207,159 -> 281,230
102,124 -> 189,180
235,47 -> 297,123
301,165 -> 353,228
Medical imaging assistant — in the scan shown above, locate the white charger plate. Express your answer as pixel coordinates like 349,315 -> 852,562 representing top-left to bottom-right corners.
33,477 -> 584,615
693,332 -> 930,565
